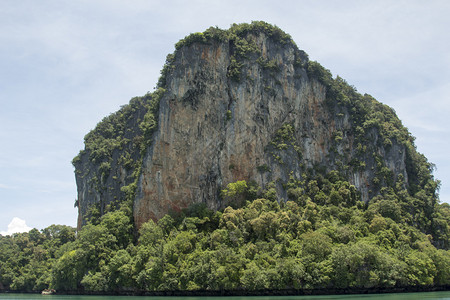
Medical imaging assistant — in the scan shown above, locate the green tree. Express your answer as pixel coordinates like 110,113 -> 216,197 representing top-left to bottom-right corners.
405,251 -> 436,286
51,249 -> 86,291
222,180 -> 249,208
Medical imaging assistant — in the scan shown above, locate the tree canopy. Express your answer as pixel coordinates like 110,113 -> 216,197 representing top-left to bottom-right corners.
1,175 -> 449,293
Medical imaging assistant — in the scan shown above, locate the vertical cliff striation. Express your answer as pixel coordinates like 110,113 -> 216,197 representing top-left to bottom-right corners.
74,22 -> 438,231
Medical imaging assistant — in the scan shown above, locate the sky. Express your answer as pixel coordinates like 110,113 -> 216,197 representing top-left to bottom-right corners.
1,0 -> 449,234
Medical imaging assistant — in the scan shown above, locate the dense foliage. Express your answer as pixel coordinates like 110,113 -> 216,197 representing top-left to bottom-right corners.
1,176 -> 449,293
305,62 -> 441,238
0,225 -> 76,291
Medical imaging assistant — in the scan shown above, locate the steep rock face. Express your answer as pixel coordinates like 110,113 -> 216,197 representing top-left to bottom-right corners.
73,94 -> 156,230
132,30 -> 406,228
74,23 -> 420,230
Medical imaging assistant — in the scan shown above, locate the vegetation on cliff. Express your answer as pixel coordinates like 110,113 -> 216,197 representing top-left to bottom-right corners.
74,21 -> 440,228
72,87 -> 164,224
158,21 -> 307,86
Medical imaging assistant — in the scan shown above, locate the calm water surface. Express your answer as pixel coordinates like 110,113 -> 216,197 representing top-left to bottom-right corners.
1,293 -> 450,300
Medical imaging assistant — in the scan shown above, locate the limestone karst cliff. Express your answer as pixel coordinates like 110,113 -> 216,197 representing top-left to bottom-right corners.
73,22 -> 438,231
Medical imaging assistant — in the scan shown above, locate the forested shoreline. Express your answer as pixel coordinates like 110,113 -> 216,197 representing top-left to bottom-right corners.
1,174 -> 449,294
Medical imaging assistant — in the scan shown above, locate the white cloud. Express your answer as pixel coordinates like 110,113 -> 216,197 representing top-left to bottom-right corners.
0,217 -> 32,236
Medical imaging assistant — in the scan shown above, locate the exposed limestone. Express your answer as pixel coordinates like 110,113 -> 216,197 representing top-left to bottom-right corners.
74,24 -> 412,230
